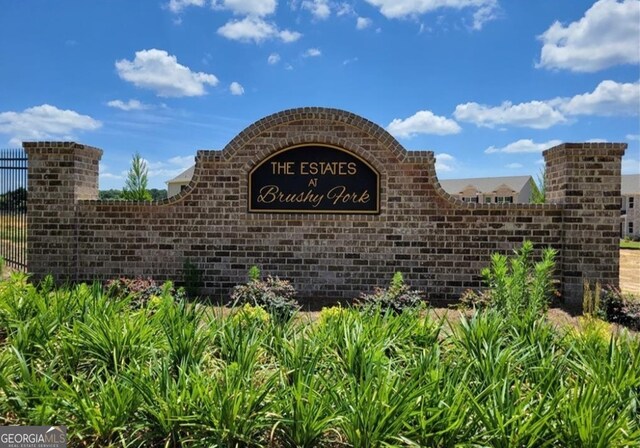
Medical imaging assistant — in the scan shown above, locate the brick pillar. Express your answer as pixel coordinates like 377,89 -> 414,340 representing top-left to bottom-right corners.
24,142 -> 102,282
544,142 -> 626,308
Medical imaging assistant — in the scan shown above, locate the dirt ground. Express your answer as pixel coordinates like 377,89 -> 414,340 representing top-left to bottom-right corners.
620,249 -> 640,295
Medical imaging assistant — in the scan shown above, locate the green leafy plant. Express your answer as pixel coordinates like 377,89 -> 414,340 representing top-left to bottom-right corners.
231,269 -> 299,323
1,266 -> 638,446
599,285 -> 640,331
105,277 -> 179,309
248,265 -> 261,282
359,271 -> 425,313
481,241 -> 557,322
529,167 -> 546,204
121,152 -> 152,201
0,256 -> 4,277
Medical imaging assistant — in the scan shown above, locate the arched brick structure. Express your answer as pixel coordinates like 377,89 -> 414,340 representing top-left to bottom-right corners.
25,108 -> 626,307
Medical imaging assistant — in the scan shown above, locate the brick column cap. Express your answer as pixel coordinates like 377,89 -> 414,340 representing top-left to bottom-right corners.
23,141 -> 103,158
543,142 -> 627,158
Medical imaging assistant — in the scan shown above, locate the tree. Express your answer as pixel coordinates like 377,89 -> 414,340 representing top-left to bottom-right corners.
529,167 -> 546,204
122,153 -> 152,201
99,189 -> 123,200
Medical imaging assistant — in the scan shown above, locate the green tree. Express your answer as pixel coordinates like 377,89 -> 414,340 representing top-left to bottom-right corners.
529,168 -> 546,204
122,153 -> 152,201
99,189 -> 123,200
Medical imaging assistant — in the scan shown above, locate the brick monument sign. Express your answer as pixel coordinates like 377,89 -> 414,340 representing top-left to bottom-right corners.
25,107 -> 626,307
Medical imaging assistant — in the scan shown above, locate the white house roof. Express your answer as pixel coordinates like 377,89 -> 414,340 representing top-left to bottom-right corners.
439,175 -> 532,195
622,174 -> 640,195
166,165 -> 195,184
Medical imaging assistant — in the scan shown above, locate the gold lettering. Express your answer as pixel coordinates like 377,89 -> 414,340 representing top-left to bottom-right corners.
348,162 -> 357,175
271,161 -> 294,175
256,185 -> 324,208
326,186 -> 371,205
257,185 -> 279,203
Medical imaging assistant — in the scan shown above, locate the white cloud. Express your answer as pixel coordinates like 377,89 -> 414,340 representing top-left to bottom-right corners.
267,53 -> 281,64
167,0 -> 206,13
537,0 -> 640,72
435,153 -> 456,172
279,29 -> 303,43
456,80 -> 640,130
471,1 -> 499,30
304,48 -> 322,57
626,134 -> 640,141
230,81 -> 245,95
146,155 -> 195,180
107,99 -> 150,111
212,0 -> 277,16
116,49 -> 218,97
485,139 -> 563,154
336,3 -> 354,16
586,138 -> 608,143
301,0 -> 331,19
506,163 -> 523,169
555,80 -> 640,116
364,0 -> 497,20
343,57 -> 359,65
0,104 -> 101,146
454,100 -> 567,129
356,17 -> 372,30
218,17 -> 302,43
387,110 -> 462,138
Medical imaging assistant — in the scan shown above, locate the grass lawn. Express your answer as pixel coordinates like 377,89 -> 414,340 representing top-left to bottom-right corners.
621,239 -> 640,249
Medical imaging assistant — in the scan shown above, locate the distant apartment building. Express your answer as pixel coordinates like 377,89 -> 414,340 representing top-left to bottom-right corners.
621,174 -> 640,238
166,165 -> 194,197
439,176 -> 533,204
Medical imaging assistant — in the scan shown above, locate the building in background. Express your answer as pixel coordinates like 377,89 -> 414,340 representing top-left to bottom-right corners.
166,165 -> 194,197
621,174 -> 640,238
439,176 -> 533,204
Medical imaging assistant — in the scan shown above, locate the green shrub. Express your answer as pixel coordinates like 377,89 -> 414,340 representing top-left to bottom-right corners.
599,285 -> 640,331
230,269 -> 299,323
359,271 -> 425,313
0,256 -> 4,277
480,241 -> 557,321
105,277 -> 181,309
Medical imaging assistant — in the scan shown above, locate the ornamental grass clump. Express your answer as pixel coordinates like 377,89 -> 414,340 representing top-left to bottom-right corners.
359,271 -> 425,313
230,266 -> 299,323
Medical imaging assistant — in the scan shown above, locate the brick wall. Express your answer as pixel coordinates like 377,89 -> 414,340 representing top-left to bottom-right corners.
544,143 -> 626,302
25,108 -> 626,307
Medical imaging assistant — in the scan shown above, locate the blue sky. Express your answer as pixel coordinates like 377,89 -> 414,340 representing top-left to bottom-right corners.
1,0 -> 638,189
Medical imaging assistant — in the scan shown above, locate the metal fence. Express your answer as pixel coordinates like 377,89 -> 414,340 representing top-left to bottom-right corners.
0,148 -> 27,271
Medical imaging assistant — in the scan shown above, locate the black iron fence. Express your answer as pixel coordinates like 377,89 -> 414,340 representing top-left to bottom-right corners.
0,148 -> 27,271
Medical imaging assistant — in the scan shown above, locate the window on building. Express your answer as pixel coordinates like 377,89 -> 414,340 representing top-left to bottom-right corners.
630,197 -> 635,209
495,196 -> 513,204
485,197 -> 492,203
462,196 -> 479,203
630,222 -> 634,235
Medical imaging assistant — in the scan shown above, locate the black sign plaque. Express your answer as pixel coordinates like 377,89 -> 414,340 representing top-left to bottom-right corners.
249,144 -> 380,214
